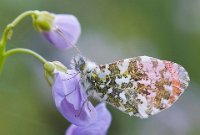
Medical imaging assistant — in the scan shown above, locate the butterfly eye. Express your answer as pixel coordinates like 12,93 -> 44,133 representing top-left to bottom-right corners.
86,70 -> 91,73
79,63 -> 86,70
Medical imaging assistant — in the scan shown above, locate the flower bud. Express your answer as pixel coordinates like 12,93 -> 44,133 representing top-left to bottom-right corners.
44,61 -> 68,86
33,11 -> 55,32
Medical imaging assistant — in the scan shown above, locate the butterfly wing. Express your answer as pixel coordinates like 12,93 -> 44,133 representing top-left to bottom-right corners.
91,56 -> 190,118
130,56 -> 189,118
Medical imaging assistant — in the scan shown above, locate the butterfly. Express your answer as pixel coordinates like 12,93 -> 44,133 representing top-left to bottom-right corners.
71,55 -> 190,118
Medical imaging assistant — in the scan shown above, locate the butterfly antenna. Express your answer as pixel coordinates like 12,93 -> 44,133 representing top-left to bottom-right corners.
73,44 -> 81,54
55,26 -> 81,54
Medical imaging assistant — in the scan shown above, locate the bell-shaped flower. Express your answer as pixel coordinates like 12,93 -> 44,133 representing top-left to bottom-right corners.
33,11 -> 81,49
52,70 -> 97,126
65,103 -> 112,135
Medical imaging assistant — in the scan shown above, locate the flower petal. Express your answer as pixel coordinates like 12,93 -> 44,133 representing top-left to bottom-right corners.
43,14 -> 81,49
52,70 -> 97,126
65,103 -> 112,135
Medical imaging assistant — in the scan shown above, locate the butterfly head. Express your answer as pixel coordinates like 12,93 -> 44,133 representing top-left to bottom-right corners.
71,55 -> 86,73
72,55 -> 97,74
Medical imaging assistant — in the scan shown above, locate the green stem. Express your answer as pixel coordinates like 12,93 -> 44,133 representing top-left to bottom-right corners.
0,44 -> 5,74
0,10 -> 36,47
0,11 -> 38,74
4,48 -> 47,64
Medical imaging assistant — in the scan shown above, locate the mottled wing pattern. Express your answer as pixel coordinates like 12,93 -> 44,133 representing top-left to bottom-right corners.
90,56 -> 190,118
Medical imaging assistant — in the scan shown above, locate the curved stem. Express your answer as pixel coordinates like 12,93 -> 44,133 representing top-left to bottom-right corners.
4,48 -> 47,64
0,10 -> 36,47
0,11 -> 38,75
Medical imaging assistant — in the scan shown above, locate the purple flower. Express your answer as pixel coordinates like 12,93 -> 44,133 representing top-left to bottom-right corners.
51,69 -> 112,135
43,14 -> 81,49
52,70 -> 97,126
66,103 -> 112,135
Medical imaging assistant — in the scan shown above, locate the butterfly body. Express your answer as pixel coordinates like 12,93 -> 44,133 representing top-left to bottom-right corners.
72,55 -> 190,118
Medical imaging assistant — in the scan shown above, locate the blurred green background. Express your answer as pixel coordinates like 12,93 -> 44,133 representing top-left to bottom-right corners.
0,0 -> 200,135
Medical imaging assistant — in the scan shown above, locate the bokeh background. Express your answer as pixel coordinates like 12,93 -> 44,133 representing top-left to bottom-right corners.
0,0 -> 200,135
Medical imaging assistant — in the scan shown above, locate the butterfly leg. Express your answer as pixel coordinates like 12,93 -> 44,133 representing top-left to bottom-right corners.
75,99 -> 89,117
